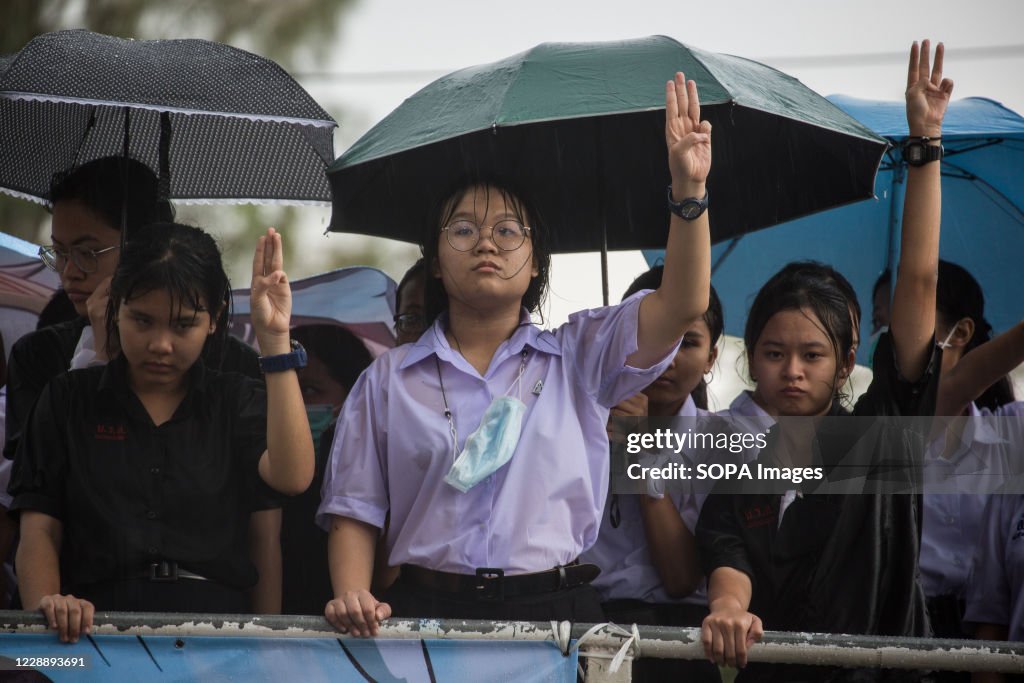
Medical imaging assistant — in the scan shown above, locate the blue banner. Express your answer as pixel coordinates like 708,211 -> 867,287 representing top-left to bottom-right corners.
0,633 -> 577,682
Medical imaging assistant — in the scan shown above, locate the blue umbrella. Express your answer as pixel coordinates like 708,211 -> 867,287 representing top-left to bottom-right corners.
230,266 -> 397,354
645,95 -> 1024,363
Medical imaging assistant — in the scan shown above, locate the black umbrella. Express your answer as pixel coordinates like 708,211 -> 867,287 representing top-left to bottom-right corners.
0,29 -> 336,206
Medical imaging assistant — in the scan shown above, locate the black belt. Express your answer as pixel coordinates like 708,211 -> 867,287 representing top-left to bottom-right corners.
400,562 -> 600,600
127,560 -> 210,582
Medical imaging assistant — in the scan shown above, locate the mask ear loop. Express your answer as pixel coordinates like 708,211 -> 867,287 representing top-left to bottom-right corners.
435,356 -> 458,463
937,324 -> 958,350
505,349 -> 529,400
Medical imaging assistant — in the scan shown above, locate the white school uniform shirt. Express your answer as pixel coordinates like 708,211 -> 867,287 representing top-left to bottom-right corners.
964,493 -> 1024,642
583,395 -> 706,603
921,401 -> 1024,598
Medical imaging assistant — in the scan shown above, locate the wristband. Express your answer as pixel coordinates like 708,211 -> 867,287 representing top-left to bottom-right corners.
258,339 -> 307,373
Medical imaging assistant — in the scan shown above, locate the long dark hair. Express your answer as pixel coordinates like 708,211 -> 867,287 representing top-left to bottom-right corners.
422,178 -> 551,327
936,260 -> 1015,410
50,156 -> 174,240
104,222 -> 230,364
745,261 -> 857,404
623,265 -> 724,410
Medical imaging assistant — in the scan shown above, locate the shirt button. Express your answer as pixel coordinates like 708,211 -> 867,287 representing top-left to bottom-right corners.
151,467 -> 161,475
146,511 -> 158,520
947,516 -> 956,525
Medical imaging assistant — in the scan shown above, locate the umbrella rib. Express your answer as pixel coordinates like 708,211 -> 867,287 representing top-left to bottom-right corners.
0,91 -> 336,128
940,158 -> 1024,225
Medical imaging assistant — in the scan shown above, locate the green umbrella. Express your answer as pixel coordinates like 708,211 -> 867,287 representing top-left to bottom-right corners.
328,35 -> 886,297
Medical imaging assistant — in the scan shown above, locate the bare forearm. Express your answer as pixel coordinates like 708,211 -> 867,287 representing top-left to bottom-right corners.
260,368 -> 315,495
707,566 -> 752,613
248,509 -> 282,614
639,495 -> 701,597
891,157 -> 941,382
938,322 -> 1024,415
16,528 -> 62,609
328,516 -> 378,596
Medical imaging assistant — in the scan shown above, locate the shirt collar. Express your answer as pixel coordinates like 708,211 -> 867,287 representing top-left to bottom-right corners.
398,309 -> 561,371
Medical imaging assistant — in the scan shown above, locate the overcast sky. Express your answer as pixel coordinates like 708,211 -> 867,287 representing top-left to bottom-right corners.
290,0 -> 1024,325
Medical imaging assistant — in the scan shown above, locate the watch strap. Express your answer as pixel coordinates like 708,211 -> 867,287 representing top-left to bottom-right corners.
666,185 -> 709,220
258,339 -> 307,373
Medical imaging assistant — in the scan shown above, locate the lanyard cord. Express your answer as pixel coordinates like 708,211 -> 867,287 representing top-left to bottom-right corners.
435,355 -> 458,462
434,349 -> 528,461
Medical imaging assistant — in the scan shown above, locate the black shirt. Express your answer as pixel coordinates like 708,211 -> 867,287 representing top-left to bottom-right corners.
9,355 -> 269,591
696,334 -> 939,682
4,318 -> 261,461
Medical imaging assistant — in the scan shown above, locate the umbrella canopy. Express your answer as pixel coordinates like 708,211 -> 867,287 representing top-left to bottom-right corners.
0,29 -> 336,206
327,35 -> 886,254
230,266 -> 397,355
645,95 -> 1024,363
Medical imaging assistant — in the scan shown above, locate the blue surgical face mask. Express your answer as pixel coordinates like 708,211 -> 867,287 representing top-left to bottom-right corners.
306,404 -> 335,453
444,395 -> 526,492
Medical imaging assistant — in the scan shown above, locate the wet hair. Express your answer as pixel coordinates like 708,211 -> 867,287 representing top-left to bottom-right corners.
290,324 -> 373,392
395,258 -> 425,313
50,156 -> 174,240
936,260 -> 1015,410
104,222 -> 230,363
622,265 -> 724,410
745,261 -> 856,403
422,178 -> 551,326
36,290 -> 79,329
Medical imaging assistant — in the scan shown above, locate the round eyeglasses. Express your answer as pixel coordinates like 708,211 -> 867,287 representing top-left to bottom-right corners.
441,220 -> 532,252
38,244 -> 120,274
394,312 -> 427,336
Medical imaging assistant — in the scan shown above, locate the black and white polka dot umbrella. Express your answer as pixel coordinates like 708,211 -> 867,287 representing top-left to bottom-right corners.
0,29 -> 336,207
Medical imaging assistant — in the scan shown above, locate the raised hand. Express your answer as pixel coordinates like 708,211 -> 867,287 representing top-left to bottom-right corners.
906,40 -> 954,137
250,227 -> 292,354
666,72 -> 712,195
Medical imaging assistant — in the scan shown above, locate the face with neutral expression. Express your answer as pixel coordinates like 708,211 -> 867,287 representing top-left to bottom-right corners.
117,288 -> 215,394
643,319 -> 718,414
51,199 -> 122,317
434,185 -> 538,314
749,308 -> 854,417
296,355 -> 349,416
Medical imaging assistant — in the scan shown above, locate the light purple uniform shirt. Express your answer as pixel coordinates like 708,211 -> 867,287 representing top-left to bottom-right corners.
921,401 -> 1024,598
317,292 -> 676,575
964,493 -> 1024,642
583,396 -> 705,603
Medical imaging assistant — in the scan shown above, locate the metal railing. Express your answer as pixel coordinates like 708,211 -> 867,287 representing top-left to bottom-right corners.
2,611 -> 1022,681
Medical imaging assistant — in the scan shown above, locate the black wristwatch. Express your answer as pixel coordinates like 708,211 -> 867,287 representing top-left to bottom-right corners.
902,138 -> 943,167
667,185 -> 709,220
258,339 -> 307,373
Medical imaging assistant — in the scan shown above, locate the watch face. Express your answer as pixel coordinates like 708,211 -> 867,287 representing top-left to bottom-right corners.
906,143 -> 924,163
680,199 -> 703,219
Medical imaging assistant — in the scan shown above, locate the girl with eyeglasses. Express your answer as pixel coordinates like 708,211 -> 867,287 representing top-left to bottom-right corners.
319,73 -> 713,632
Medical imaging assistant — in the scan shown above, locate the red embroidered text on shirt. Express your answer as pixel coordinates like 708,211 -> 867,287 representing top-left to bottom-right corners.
95,424 -> 128,441
743,503 -> 777,529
